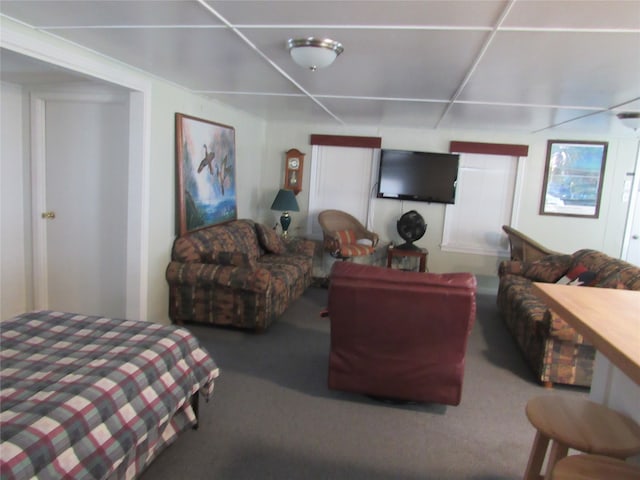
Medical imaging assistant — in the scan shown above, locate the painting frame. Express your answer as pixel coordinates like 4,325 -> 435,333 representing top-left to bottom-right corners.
539,140 -> 608,218
175,113 -> 237,236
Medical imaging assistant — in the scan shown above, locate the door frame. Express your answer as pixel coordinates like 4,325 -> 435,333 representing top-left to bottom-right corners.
2,22 -> 151,320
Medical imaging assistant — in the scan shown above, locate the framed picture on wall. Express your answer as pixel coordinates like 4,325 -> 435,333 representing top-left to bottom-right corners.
175,113 -> 237,236
539,140 -> 608,218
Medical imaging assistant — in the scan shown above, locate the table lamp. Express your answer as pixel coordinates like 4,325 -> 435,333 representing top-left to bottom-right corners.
270,188 -> 300,237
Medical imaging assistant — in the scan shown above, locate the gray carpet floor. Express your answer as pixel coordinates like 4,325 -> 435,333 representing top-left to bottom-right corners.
140,288 -> 587,480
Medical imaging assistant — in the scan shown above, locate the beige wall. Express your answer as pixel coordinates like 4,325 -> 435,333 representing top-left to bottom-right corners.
143,80 -> 267,323
1,17 -> 267,324
264,121 -> 638,290
2,15 -> 637,317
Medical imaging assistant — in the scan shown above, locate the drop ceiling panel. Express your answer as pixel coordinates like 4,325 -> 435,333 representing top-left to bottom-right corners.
444,103 -> 630,135
203,92 -> 338,124
442,103 -> 554,132
460,30 -> 640,107
319,97 -> 449,128
210,0 -> 506,27
0,1 -> 212,26
503,0 -> 640,30
43,27 -> 299,93
243,28 -> 487,99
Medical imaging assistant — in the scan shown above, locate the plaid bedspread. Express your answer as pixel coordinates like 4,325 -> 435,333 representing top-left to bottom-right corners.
0,311 -> 219,480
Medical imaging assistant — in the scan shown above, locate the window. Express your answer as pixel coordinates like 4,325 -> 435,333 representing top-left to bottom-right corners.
306,144 -> 379,239
442,142 -> 528,256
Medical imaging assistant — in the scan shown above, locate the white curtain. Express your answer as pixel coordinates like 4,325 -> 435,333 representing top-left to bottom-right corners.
307,145 -> 378,238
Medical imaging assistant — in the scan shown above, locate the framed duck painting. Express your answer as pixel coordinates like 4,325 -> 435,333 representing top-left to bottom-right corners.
175,113 -> 237,235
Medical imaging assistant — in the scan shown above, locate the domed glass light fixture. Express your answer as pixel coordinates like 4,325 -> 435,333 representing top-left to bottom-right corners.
287,37 -> 344,71
617,112 -> 640,131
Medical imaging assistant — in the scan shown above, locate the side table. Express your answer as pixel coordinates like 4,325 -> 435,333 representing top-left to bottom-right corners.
387,246 -> 428,272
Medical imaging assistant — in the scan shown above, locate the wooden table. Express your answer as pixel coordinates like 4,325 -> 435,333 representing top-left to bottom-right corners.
532,283 -> 640,386
387,247 -> 428,272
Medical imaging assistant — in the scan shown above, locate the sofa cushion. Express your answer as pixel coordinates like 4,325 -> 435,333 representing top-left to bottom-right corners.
209,220 -> 261,258
523,254 -> 572,282
556,264 -> 597,286
213,251 -> 258,270
256,223 -> 286,254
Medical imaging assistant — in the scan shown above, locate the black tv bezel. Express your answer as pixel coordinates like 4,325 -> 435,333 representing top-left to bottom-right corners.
376,149 -> 459,205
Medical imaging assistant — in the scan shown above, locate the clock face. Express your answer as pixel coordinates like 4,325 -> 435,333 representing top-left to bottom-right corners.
288,158 -> 300,170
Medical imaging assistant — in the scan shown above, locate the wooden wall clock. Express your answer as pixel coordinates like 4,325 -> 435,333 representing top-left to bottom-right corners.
284,148 -> 305,195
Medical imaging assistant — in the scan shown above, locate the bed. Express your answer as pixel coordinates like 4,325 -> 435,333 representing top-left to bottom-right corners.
0,310 -> 219,480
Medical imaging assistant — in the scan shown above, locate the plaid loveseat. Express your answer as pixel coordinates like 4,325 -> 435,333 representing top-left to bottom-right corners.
166,219 -> 315,331
497,249 -> 640,387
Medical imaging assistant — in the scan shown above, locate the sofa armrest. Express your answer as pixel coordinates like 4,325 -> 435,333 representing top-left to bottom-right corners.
166,261 -> 271,293
543,309 -> 590,344
284,237 -> 316,257
498,260 -> 525,277
365,232 -> 379,247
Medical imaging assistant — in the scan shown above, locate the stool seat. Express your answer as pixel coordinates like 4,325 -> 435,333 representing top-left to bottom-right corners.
552,454 -> 640,480
524,395 -> 640,480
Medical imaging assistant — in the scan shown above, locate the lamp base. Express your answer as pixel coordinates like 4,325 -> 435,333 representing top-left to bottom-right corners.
280,212 -> 291,237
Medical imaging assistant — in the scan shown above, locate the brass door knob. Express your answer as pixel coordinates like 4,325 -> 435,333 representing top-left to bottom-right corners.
41,211 -> 56,219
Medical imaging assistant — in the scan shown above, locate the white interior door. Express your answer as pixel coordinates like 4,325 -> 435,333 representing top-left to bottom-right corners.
624,184 -> 640,266
34,96 -> 129,317
622,144 -> 640,267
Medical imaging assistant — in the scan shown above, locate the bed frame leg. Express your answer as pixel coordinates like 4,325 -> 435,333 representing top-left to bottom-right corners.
191,391 -> 200,430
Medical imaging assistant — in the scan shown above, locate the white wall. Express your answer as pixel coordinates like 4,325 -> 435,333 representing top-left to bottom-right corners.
1,17 -> 268,324
144,80 -> 267,323
264,121 -> 638,290
0,81 -> 28,320
2,15 -> 636,319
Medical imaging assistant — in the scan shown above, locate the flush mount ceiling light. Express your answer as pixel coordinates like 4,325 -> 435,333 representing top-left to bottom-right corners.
616,112 -> 640,131
287,37 -> 344,71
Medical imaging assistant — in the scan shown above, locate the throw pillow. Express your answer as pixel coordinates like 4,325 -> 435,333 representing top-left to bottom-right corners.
213,251 -> 257,270
523,254 -> 573,282
556,264 -> 597,286
255,223 -> 285,254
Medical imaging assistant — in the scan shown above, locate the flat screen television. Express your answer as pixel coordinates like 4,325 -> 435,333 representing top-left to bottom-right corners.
376,149 -> 460,204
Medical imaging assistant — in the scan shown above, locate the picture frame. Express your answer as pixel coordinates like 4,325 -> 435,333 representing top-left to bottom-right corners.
539,140 -> 608,218
175,113 -> 237,235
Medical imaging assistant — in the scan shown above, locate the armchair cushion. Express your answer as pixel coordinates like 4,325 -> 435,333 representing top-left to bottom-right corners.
339,244 -> 375,257
255,223 -> 285,254
335,229 -> 357,245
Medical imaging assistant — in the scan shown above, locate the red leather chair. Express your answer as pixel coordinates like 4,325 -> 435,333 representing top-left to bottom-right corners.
327,261 -> 477,406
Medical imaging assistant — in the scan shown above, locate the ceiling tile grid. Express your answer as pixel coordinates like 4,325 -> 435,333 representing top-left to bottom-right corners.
1,0 -> 638,134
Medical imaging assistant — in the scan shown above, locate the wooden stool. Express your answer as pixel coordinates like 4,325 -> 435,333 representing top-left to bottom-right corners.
523,395 -> 640,480
551,454 -> 640,480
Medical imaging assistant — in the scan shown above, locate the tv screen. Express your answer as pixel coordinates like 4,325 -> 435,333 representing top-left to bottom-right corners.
376,149 -> 460,204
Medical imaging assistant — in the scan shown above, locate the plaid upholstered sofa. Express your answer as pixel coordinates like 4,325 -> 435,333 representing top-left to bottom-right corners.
166,219 -> 315,331
497,249 -> 640,387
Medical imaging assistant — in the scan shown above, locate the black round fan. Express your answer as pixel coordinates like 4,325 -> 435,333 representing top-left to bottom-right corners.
396,210 -> 426,250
